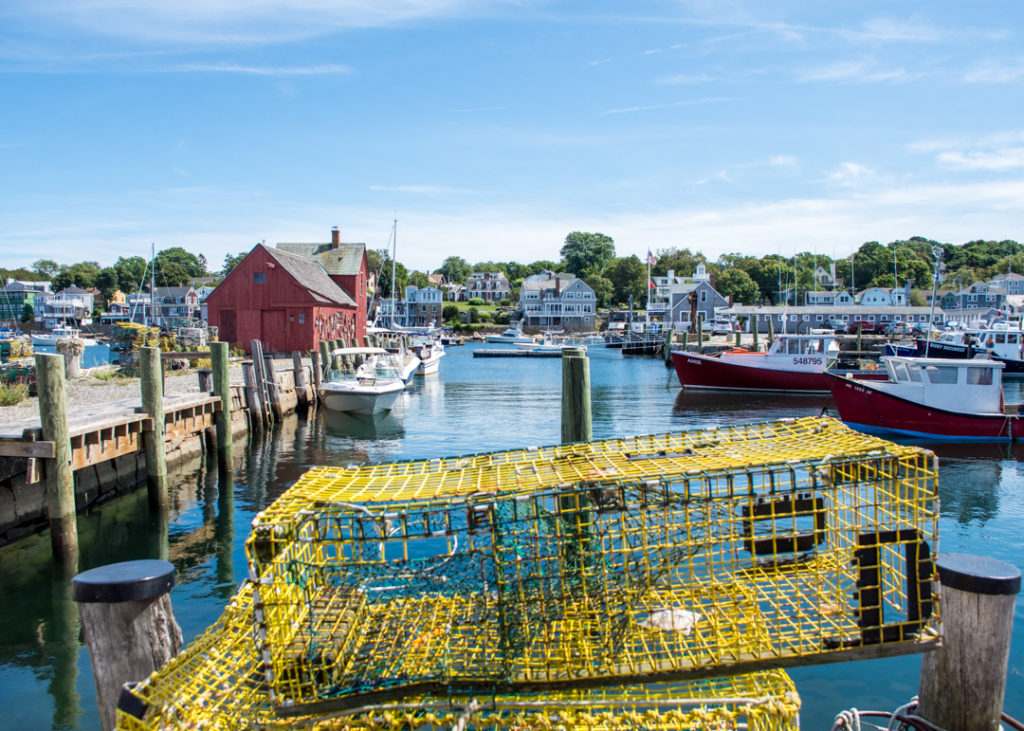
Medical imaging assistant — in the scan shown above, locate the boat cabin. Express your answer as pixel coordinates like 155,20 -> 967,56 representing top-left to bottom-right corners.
767,333 -> 839,358
879,356 -> 1005,414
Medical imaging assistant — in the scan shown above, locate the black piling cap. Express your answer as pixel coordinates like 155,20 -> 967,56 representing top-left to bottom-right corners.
937,553 -> 1021,596
72,559 -> 176,603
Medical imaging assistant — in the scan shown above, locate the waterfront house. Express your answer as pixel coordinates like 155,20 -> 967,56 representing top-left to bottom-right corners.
0,280 -> 48,325
466,272 -> 511,303
803,289 -> 854,307
404,286 -> 443,326
204,243 -> 363,355
519,272 -> 596,330
151,286 -> 201,328
34,284 -> 94,329
989,272 -> 1024,296
724,304 -> 948,333
666,280 -> 729,332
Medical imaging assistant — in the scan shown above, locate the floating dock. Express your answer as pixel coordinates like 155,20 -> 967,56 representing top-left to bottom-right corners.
473,348 -> 563,357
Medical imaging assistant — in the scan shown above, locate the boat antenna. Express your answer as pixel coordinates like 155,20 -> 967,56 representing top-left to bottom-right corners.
924,246 -> 943,358
150,242 -> 157,328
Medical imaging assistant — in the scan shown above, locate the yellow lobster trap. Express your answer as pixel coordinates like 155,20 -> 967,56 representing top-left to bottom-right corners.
117,582 -> 801,729
243,417 -> 938,717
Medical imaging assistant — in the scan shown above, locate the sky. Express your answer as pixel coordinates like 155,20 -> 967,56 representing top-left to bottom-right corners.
1,1 -> 1022,275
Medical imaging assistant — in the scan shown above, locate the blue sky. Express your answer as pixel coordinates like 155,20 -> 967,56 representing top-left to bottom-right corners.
2,1 -> 1022,274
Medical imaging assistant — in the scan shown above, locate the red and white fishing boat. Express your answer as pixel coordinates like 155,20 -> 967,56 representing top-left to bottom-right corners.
671,332 -> 873,394
825,355 -> 1020,441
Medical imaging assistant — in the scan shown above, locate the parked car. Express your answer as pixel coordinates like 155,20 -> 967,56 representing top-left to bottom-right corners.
827,318 -> 846,333
846,319 -> 882,334
711,318 -> 734,335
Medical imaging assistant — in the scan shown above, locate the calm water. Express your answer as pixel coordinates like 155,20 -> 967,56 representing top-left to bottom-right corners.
2,341 -> 1023,729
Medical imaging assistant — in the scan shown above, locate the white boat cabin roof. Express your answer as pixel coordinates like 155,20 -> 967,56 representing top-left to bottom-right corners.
767,332 -> 837,355
329,347 -> 390,357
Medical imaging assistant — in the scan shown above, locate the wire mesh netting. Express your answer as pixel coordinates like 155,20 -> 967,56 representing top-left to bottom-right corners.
118,416 -> 937,729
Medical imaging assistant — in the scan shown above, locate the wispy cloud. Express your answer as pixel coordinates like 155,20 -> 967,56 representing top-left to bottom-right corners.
368,184 -> 476,196
598,97 -> 732,116
795,59 -> 918,83
169,63 -> 353,75
655,73 -> 714,85
826,162 -> 878,187
963,58 -> 1024,83
909,131 -> 1024,171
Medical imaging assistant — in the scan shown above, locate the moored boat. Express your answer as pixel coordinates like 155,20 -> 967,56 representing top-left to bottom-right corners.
485,323 -> 533,344
31,325 -> 97,346
319,347 -> 406,415
825,355 -> 1020,441
410,339 -> 445,375
670,332 -> 867,394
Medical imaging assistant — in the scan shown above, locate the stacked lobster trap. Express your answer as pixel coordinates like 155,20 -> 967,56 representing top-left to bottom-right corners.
118,417 -> 939,730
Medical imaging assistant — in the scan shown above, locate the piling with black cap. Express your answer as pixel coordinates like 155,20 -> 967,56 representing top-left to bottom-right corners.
73,559 -> 182,731
139,346 -> 167,510
561,347 -> 592,444
918,552 -> 1021,731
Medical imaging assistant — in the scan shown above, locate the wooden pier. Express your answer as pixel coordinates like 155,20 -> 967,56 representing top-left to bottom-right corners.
473,348 -> 563,358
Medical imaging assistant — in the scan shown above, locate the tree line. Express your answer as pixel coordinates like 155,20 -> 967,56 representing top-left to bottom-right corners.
4,235 -> 1021,312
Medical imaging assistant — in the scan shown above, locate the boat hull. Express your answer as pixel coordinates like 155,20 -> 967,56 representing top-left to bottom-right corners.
319,380 -> 404,415
825,372 -> 1016,441
670,349 -> 832,393
417,352 -> 444,375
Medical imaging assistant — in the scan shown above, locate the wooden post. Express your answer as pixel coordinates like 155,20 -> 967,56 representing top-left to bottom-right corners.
663,328 -> 674,366
209,341 -> 233,470
293,352 -> 309,408
752,316 -> 759,352
251,340 -> 273,425
696,312 -> 704,354
197,368 -> 213,392
73,560 -> 182,731
561,347 -> 592,444
856,323 -> 863,353
311,348 -> 322,397
241,361 -> 263,433
35,353 -> 78,561
918,553 -> 1021,731
318,341 -> 331,381
767,317 -> 775,346
734,328 -> 741,348
139,346 -> 167,511
264,355 -> 283,419
681,330 -> 689,352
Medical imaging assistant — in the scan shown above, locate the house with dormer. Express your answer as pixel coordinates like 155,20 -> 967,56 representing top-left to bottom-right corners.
519,272 -> 595,330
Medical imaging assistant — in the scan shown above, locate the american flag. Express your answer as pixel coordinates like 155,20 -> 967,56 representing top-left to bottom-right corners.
647,250 -> 656,266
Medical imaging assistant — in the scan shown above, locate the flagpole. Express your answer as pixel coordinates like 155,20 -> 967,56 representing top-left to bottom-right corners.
646,252 -> 652,328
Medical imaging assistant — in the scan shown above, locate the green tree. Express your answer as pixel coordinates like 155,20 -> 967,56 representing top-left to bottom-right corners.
20,303 -> 33,323
604,256 -> 647,307
375,253 -> 409,300
436,256 -> 471,284
155,247 -> 204,285
442,304 -> 459,323
52,261 -> 101,290
561,232 -> 615,276
222,252 -> 247,276
114,256 -> 150,293
408,270 -> 431,289
94,268 -> 120,305
715,268 -> 759,304
654,248 -> 705,278
32,259 -> 60,278
583,274 -> 614,308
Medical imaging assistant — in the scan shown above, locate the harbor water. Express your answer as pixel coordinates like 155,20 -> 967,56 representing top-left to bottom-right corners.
1,341 -> 1023,729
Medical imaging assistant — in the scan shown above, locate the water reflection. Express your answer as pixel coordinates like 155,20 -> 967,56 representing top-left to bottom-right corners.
322,409 -> 405,441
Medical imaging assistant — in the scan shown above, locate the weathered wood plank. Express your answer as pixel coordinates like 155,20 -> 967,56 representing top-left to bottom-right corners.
0,440 -> 56,459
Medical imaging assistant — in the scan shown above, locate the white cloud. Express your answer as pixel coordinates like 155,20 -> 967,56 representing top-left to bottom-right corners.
937,149 -> 1024,171
795,59 -> 917,84
909,130 -> 1024,171
169,63 -> 353,75
598,97 -> 732,116
963,58 -> 1024,83
655,73 -> 714,85
12,0 -> 491,44
826,162 -> 877,187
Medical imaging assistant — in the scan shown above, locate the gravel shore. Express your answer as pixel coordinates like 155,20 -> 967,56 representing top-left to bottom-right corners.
0,364 -> 244,428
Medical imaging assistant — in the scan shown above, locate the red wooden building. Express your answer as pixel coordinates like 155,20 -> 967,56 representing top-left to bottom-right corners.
205,242 -> 366,354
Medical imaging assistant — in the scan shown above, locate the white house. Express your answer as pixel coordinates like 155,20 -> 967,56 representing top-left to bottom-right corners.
519,272 -> 595,329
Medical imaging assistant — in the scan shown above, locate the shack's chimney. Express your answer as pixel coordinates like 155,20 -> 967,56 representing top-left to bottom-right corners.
331,226 -> 340,246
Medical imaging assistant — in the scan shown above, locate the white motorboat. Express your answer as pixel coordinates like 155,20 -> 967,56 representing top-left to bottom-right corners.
31,325 -> 97,346
410,339 -> 445,375
319,347 -> 407,415
485,324 -> 533,344
512,330 -> 584,352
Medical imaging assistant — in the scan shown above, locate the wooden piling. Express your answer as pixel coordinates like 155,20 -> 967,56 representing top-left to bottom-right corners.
73,560 -> 182,731
311,348 -> 322,396
918,553 -> 1021,731
767,318 -> 775,346
139,346 -> 168,511
696,313 -> 705,354
35,353 -> 78,561
241,361 -> 263,433
752,317 -> 759,352
210,341 -> 233,469
263,355 -> 283,419
293,352 -> 309,408
196,368 -> 213,392
561,347 -> 592,444
662,329 -> 674,366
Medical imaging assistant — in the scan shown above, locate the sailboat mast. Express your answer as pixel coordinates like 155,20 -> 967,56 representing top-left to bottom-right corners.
390,218 -> 397,327
150,242 -> 156,327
